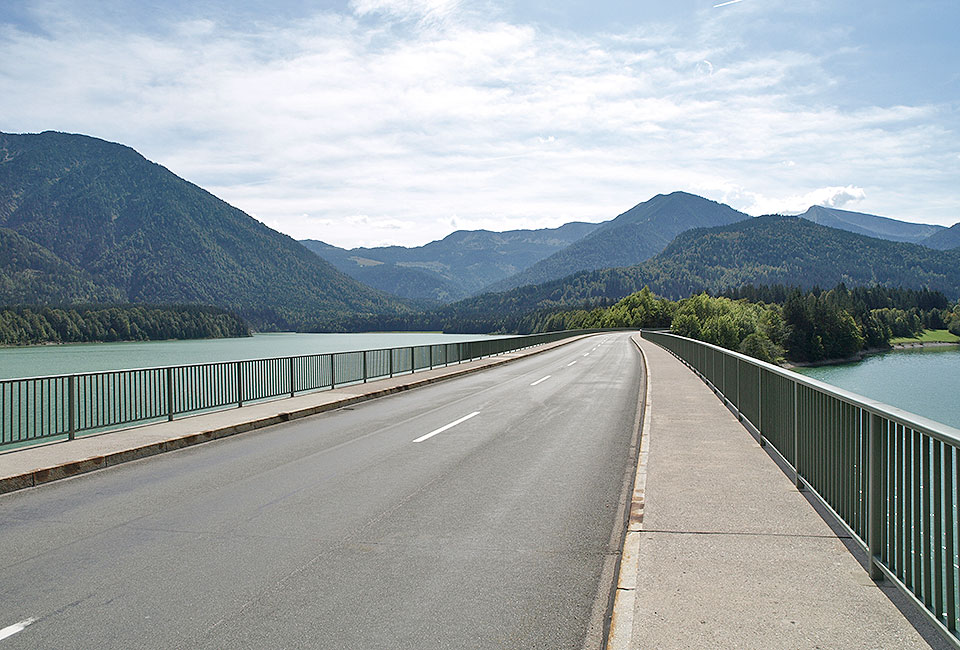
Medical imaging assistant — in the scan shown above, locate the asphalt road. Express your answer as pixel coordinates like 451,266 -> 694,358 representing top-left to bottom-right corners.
0,333 -> 644,649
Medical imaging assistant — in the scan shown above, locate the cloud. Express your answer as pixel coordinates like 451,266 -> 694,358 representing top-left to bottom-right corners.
349,0 -> 461,23
0,2 -> 956,247
736,186 -> 867,216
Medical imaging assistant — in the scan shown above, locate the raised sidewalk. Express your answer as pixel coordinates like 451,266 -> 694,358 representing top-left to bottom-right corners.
0,335 -> 592,495
609,335 -> 934,648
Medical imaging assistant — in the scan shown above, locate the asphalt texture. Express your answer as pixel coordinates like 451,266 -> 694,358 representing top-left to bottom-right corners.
0,333 -> 643,649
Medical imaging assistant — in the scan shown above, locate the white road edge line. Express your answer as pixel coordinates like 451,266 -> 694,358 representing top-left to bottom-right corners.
412,411 -> 480,443
0,618 -> 37,641
530,375 -> 551,386
567,361 -> 577,367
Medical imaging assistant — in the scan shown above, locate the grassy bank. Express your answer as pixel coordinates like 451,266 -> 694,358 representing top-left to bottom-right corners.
890,329 -> 960,345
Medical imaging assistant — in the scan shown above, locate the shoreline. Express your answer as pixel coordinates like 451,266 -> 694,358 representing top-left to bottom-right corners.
783,339 -> 960,369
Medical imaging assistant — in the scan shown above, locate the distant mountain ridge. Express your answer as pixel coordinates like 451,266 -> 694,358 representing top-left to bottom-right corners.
302,221 -> 600,303
436,216 -> 960,325
485,192 -> 750,292
0,131 -> 409,329
921,223 -> 960,250
800,205 -> 944,243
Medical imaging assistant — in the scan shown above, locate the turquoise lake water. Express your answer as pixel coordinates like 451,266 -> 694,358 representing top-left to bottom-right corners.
0,332 -> 513,381
794,346 -> 960,430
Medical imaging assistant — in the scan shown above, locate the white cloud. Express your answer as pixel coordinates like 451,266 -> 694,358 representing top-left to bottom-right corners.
349,0 -> 461,23
736,186 -> 867,216
0,2 -> 956,247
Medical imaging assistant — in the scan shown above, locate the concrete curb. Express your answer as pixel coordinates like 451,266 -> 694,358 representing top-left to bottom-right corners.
0,335 -> 596,496
605,334 -> 652,650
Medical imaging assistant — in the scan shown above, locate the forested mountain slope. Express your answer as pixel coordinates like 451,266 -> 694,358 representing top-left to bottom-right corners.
0,131 -> 410,329
436,216 -> 960,326
486,191 -> 748,292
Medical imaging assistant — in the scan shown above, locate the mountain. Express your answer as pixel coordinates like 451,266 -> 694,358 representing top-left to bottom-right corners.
486,192 -> 749,292
438,216 -> 960,325
301,221 -> 600,303
800,205 -> 944,244
921,223 -> 960,250
0,131 -> 409,330
640,216 -> 960,297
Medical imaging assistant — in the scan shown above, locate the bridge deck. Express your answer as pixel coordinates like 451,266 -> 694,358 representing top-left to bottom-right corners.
618,336 -> 935,648
0,335 -> 592,494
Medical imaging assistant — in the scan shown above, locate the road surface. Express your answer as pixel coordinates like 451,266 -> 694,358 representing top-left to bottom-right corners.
0,333 -> 643,649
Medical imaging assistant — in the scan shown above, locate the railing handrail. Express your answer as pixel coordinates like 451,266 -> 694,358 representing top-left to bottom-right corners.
645,330 -> 960,447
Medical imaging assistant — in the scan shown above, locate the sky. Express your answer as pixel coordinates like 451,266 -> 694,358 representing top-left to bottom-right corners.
1,0 -> 958,248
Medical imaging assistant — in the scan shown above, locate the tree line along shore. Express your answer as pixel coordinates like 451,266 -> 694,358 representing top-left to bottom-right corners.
0,305 -> 250,346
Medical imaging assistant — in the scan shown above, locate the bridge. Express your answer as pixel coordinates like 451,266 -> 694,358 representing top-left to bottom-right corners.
0,331 -> 953,648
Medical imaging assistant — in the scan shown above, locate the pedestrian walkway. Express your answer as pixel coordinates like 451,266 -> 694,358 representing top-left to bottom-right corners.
610,335 -> 933,649
0,335 -> 592,495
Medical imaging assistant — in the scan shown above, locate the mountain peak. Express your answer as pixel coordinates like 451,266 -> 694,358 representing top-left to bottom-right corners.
0,130 -> 409,329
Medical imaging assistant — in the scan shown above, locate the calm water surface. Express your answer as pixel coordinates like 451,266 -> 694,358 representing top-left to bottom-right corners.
795,346 -> 960,430
0,332 -> 513,380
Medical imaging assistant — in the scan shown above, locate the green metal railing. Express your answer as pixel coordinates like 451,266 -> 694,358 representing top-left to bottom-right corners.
643,330 -> 960,647
1,330 -> 599,449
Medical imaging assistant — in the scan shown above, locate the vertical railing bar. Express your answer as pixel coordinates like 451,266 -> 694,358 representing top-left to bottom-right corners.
897,424 -> 906,579
934,440 -> 945,622
923,435 -> 934,608
906,426 -> 916,589
869,412 -> 884,580
914,430 -> 923,597
68,375 -> 77,440
947,448 -> 958,631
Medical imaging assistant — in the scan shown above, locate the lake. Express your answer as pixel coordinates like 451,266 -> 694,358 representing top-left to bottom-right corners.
0,332 -> 514,381
794,345 -> 960,430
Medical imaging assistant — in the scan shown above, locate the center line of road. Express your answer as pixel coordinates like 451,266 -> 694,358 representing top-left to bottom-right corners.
567,360 -> 577,366
583,353 -> 590,357
0,618 -> 36,641
530,375 -> 551,386
413,411 -> 480,443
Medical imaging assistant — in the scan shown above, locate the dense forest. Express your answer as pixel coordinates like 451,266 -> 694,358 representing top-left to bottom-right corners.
523,284 -> 960,364
0,305 -> 250,346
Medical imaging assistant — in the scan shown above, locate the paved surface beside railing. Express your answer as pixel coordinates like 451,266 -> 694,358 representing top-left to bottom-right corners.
615,336 -> 931,648
0,335 -> 594,494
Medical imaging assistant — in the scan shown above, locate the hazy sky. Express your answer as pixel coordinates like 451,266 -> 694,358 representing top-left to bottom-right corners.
2,0 -> 958,247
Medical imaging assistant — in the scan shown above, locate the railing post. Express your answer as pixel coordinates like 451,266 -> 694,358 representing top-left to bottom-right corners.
758,367 -> 764,447
166,367 -> 175,421
410,347 -> 415,373
330,354 -> 336,389
68,375 -> 77,440
868,412 -> 884,581
794,382 -> 802,489
389,349 -> 394,377
289,357 -> 295,398
429,345 -> 434,369
363,352 -> 368,383
737,359 -> 743,422
236,362 -> 244,407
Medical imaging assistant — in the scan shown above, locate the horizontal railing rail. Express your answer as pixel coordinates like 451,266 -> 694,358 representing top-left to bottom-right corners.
1,330 -> 605,449
642,330 -> 960,648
